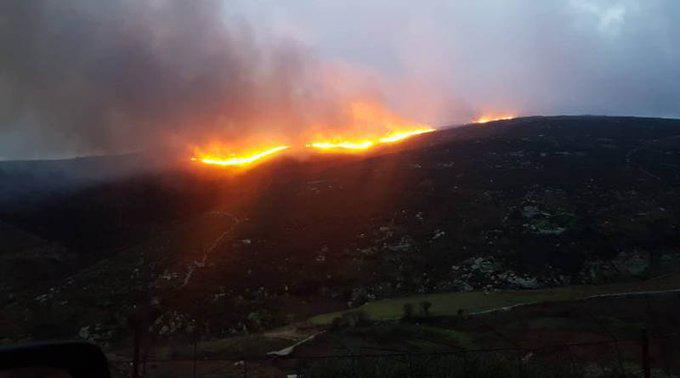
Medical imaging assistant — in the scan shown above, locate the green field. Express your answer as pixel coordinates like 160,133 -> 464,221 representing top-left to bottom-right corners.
310,274 -> 680,325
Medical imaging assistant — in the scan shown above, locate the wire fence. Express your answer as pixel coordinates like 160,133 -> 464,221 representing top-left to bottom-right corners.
108,331 -> 680,378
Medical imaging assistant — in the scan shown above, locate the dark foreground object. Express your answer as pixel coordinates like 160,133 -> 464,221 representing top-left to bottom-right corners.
0,342 -> 110,378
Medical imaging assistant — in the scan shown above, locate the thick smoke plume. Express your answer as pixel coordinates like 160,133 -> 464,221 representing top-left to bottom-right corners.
0,1 -> 385,159
4,1 -> 679,160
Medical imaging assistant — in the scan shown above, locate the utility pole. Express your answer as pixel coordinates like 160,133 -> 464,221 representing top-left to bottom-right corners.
641,328 -> 651,378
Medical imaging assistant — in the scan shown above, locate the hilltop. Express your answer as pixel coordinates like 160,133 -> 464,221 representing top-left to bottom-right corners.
1,115 -> 679,347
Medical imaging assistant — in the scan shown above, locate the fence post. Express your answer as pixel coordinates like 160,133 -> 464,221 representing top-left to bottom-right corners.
408,352 -> 413,378
565,345 -> 577,374
192,336 -> 198,378
131,325 -> 140,378
641,328 -> 650,378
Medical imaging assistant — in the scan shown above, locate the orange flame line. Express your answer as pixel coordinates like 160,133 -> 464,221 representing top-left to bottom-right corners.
191,126 -> 437,167
378,128 -> 434,144
474,115 -> 515,124
306,140 -> 375,151
307,127 -> 434,152
192,146 -> 289,167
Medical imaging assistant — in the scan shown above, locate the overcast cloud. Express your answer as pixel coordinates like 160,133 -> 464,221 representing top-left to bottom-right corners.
1,0 -> 679,159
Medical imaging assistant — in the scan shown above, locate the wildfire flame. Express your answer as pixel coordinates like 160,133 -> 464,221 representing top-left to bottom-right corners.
307,140 -> 375,151
378,128 -> 435,144
192,145 -> 290,167
306,102 -> 434,153
191,101 -> 435,166
306,128 -> 434,152
473,114 -> 516,124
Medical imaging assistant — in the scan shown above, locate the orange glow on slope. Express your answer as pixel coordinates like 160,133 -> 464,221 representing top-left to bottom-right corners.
474,114 -> 516,124
190,102 -> 434,163
378,128 -> 435,144
192,145 -> 289,167
306,102 -> 434,153
307,140 -> 375,151
306,128 -> 434,153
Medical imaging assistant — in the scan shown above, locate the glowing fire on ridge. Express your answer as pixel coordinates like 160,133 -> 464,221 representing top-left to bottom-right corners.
306,102 -> 435,153
307,140 -> 375,151
474,114 -> 516,124
306,127 -> 434,152
192,145 -> 289,167
378,128 -> 435,144
191,102 -> 435,166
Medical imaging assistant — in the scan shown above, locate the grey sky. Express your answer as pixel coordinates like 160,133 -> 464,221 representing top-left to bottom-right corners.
1,0 -> 679,159
233,0 -> 680,118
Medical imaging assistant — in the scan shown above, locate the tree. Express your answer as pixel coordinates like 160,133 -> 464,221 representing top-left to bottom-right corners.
419,301 -> 432,317
402,303 -> 414,320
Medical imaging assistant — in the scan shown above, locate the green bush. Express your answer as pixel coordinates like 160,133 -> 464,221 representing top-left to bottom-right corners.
420,301 -> 432,317
329,311 -> 373,330
402,303 -> 414,320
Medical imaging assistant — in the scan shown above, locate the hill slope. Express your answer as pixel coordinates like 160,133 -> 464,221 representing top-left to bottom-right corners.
1,115 -> 679,342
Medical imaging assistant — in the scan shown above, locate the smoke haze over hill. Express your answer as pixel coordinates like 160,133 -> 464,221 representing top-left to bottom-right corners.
1,0 -> 679,159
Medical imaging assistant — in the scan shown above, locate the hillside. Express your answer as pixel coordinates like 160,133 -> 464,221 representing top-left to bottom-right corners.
1,115 -> 679,346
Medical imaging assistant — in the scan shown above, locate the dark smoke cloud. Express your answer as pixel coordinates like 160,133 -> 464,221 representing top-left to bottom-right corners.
2,1 -> 680,160
0,0 -> 356,159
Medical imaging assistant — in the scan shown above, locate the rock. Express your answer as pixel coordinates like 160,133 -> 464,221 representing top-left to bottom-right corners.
78,326 -> 90,339
432,230 -> 446,240
470,257 -> 498,274
506,275 -> 539,289
388,239 -> 412,252
454,280 -> 473,292
522,206 -> 540,218
581,251 -> 651,282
